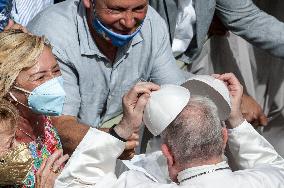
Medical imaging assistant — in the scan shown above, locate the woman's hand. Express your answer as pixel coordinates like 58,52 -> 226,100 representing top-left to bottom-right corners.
35,149 -> 69,188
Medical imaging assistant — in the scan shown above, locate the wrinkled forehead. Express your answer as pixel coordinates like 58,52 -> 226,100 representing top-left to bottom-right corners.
95,0 -> 148,7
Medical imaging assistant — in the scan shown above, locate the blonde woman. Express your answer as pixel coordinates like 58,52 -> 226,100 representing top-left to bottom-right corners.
0,30 -> 68,187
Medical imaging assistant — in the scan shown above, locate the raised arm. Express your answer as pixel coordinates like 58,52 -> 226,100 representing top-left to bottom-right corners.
217,73 -> 284,176
216,0 -> 284,58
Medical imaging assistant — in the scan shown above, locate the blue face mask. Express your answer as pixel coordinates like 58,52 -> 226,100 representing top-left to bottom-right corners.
10,76 -> 66,116
0,0 -> 12,32
92,12 -> 143,47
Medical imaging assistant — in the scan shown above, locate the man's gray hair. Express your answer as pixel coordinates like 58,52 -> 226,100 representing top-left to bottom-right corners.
161,95 -> 224,165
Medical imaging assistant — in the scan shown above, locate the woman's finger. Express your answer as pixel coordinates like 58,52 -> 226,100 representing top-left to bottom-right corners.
51,154 -> 69,173
35,159 -> 47,188
40,150 -> 63,186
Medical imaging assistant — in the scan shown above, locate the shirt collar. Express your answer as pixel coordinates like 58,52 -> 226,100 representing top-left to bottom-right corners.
177,161 -> 231,184
76,1 -> 143,57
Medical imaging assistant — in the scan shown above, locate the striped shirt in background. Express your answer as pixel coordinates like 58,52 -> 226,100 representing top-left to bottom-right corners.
11,0 -> 54,26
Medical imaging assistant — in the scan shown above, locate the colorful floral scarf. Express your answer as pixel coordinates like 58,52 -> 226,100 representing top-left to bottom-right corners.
21,116 -> 62,188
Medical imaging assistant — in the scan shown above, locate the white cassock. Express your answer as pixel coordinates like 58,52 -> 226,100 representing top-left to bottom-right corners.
55,120 -> 284,188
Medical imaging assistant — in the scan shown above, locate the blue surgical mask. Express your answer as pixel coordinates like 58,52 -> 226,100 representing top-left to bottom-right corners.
10,76 -> 66,116
92,15 -> 143,47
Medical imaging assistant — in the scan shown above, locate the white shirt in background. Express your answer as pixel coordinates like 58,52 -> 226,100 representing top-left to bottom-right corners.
172,0 -> 196,57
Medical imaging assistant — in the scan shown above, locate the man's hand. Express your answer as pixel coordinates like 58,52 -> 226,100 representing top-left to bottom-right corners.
241,94 -> 268,127
214,73 -> 244,128
114,82 -> 160,140
118,133 -> 139,160
4,20 -> 28,33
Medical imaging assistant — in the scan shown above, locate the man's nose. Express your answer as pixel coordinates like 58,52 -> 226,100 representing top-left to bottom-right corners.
120,11 -> 136,29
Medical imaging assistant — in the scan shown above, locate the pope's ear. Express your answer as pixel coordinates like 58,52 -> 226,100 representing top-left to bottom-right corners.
161,144 -> 174,167
222,128 -> 228,151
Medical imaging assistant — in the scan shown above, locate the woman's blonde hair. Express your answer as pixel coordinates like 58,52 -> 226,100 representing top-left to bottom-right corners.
0,99 -> 18,130
0,29 -> 46,101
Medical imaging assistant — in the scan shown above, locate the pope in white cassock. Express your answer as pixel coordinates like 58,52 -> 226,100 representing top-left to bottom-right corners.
54,73 -> 284,188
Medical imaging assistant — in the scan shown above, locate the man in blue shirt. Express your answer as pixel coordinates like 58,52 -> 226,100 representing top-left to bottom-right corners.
28,0 -> 189,156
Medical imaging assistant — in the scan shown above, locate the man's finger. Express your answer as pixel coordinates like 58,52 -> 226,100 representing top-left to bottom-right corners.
118,149 -> 135,160
259,113 -> 268,126
211,74 -> 221,79
126,82 -> 160,102
134,93 -> 150,114
243,112 -> 254,123
125,140 -> 139,150
218,73 -> 241,86
128,133 -> 139,141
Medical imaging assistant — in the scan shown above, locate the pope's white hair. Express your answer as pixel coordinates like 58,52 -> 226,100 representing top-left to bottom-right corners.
161,95 -> 224,165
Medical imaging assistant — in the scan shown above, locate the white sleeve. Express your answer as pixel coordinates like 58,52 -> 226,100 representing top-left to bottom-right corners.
54,128 -> 125,188
227,120 -> 284,169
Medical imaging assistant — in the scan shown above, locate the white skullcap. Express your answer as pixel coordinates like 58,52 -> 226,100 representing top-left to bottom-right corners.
143,84 -> 190,136
143,75 -> 232,136
181,75 -> 231,121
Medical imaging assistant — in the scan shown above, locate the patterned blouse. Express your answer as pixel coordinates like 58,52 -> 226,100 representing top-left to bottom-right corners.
21,116 -> 62,188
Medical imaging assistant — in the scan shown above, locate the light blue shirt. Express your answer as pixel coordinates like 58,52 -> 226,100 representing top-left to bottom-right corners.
28,0 -> 190,127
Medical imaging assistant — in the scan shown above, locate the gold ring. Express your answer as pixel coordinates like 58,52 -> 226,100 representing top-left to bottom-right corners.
51,168 -> 60,174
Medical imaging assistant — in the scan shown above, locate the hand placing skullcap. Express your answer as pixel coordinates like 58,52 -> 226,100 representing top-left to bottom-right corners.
182,75 -> 231,121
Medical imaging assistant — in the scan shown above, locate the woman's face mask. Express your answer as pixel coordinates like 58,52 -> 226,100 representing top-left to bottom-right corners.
10,76 -> 66,116
0,143 -> 33,185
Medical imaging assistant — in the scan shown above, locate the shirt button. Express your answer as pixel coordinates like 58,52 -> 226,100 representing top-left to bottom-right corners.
105,63 -> 112,68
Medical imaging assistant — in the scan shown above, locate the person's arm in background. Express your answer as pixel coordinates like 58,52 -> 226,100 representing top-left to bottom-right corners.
212,0 -> 272,127
217,73 -> 284,186
216,0 -> 284,58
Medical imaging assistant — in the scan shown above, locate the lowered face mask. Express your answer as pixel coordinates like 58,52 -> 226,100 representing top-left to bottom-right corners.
91,0 -> 144,47
92,17 -> 143,47
0,143 -> 34,185
10,76 -> 66,116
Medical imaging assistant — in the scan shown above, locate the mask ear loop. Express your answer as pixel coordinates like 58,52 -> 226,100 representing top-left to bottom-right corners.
8,92 -> 31,109
13,86 -> 32,95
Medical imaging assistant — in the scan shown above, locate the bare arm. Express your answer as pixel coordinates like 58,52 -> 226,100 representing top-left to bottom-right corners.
51,116 -> 90,155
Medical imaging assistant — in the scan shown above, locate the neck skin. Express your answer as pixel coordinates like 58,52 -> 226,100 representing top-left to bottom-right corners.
86,8 -> 118,63
178,156 -> 223,171
15,104 -> 45,143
